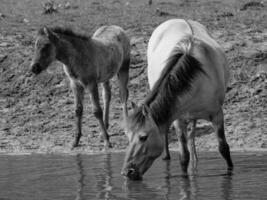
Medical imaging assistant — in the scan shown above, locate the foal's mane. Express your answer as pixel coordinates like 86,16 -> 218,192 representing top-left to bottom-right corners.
128,37 -> 205,130
38,26 -> 90,41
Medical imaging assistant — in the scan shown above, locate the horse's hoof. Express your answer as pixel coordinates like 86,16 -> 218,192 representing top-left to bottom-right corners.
162,155 -> 171,161
71,142 -> 79,149
71,145 -> 77,150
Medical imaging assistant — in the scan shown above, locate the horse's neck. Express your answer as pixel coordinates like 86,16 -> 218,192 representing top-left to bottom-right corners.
55,39 -> 75,66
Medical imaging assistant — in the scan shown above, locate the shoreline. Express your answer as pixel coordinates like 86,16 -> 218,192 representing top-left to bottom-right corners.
1,147 -> 267,156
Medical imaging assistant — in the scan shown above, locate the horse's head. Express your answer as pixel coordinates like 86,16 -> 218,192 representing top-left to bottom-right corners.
121,103 -> 164,180
31,27 -> 59,75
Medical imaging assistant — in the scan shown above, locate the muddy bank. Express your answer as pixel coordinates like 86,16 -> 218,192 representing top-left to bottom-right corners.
0,0 -> 266,154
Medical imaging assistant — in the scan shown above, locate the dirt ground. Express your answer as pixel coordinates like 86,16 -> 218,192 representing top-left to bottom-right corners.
0,0 -> 266,154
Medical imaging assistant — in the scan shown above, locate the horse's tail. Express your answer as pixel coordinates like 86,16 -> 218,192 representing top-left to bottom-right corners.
173,34 -> 194,55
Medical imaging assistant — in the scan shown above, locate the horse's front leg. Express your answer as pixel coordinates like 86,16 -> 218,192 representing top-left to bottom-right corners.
187,120 -> 198,174
162,131 -> 171,160
101,81 -> 111,130
71,81 -> 84,148
88,81 -> 112,148
173,119 -> 189,174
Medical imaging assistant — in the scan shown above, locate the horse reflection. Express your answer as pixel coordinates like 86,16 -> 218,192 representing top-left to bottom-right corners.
75,153 -> 233,200
178,176 -> 198,200
95,153 -> 113,200
75,154 -> 85,200
220,172 -> 233,200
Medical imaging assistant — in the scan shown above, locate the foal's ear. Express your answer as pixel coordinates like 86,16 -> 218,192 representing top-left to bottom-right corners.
43,27 -> 59,44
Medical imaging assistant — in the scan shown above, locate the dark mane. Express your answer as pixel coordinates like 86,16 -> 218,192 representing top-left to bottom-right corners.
128,49 -> 205,129
38,26 -> 90,41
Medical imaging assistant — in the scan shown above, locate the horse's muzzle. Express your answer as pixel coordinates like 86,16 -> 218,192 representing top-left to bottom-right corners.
31,63 -> 42,75
121,164 -> 142,181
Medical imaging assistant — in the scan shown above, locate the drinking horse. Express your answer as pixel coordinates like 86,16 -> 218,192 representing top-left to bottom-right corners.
31,26 -> 130,148
122,19 -> 233,180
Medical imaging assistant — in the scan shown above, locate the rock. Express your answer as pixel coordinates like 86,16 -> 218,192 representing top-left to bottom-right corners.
240,1 -> 264,11
0,42 -> 9,47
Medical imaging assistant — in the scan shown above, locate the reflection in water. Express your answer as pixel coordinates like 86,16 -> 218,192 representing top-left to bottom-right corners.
163,161 -> 171,200
96,153 -> 112,200
123,179 -> 163,200
220,171 -> 233,200
73,153 -> 235,200
1,152 -> 265,200
178,175 -> 199,200
75,154 -> 85,200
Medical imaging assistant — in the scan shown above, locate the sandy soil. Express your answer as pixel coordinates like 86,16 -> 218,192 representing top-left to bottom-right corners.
0,0 -> 266,154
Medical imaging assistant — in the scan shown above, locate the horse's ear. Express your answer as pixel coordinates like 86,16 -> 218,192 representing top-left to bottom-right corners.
43,27 -> 59,44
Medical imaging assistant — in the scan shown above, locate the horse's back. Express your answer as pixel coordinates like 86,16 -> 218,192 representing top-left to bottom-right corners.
93,25 -> 130,60
147,19 -> 229,119
147,19 -> 191,87
147,19 -> 226,88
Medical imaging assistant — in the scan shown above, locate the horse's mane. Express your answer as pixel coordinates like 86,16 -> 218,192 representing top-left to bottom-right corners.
38,26 -> 90,41
128,37 -> 205,130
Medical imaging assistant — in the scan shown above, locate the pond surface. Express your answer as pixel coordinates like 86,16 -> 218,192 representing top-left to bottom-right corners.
0,152 -> 266,200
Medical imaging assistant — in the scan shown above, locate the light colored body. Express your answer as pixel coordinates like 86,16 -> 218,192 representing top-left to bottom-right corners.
148,19 -> 228,117
122,19 -> 233,180
147,19 -> 229,162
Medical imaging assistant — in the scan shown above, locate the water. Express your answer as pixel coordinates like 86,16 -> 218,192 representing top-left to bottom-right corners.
0,152 -> 266,200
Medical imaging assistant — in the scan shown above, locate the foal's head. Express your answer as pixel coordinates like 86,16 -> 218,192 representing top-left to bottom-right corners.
121,103 -> 164,180
31,27 -> 59,74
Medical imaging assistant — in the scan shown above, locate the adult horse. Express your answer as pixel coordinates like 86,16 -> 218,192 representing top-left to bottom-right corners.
122,19 -> 233,180
31,26 -> 130,148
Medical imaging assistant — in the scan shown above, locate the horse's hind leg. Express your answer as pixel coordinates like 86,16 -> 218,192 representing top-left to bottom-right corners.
187,119 -> 198,173
88,81 -> 111,148
211,109 -> 233,170
117,58 -> 130,118
71,81 -> 84,148
174,119 -> 190,174
101,81 -> 111,129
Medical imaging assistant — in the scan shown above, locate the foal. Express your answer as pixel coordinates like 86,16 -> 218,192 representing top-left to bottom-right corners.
31,26 -> 130,148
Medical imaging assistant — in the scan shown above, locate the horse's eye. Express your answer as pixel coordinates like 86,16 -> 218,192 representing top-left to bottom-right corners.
139,135 -> 148,142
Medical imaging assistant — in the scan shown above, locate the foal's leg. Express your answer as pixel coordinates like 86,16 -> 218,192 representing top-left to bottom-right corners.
71,81 -> 84,148
187,120 -> 198,173
88,81 -> 111,148
174,119 -> 190,174
101,81 -> 111,130
211,109 -> 233,170
117,59 -> 130,118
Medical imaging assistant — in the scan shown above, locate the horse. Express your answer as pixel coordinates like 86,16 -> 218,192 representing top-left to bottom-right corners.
30,25 -> 130,148
121,19 -> 233,180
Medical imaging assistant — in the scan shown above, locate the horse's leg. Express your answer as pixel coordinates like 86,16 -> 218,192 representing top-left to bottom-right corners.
117,59 -> 130,118
101,81 -> 111,130
88,81 -> 111,148
162,131 -> 171,160
211,109 -> 233,170
173,119 -> 189,174
187,119 -> 198,173
71,81 -> 84,148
